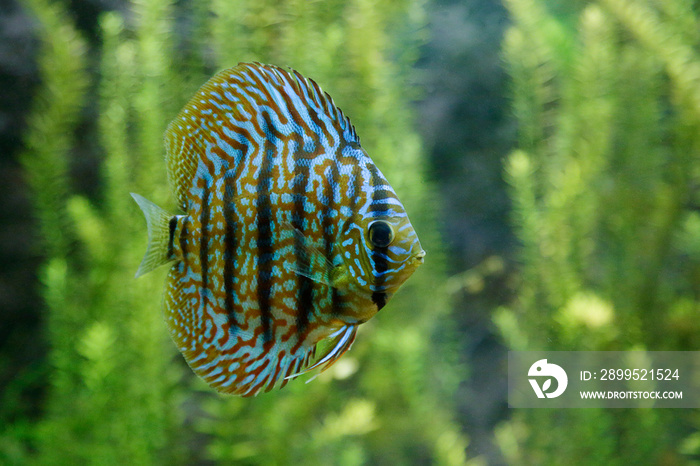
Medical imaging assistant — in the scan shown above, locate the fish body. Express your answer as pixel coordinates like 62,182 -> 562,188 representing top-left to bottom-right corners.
133,63 -> 424,396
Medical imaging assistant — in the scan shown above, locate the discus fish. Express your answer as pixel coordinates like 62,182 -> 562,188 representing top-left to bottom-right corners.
132,62 -> 424,396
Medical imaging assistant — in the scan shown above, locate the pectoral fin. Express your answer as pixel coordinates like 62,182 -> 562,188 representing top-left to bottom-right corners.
280,222 -> 336,286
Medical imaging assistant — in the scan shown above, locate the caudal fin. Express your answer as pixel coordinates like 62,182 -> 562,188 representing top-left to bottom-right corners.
131,193 -> 175,278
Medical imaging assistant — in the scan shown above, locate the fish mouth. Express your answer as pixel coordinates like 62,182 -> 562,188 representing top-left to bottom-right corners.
370,249 -> 426,294
412,249 -> 426,264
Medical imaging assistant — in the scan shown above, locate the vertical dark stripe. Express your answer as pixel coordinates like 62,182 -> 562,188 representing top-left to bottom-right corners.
349,163 -> 363,211
371,291 -> 387,310
292,142 -> 314,338
179,216 -> 189,267
257,184 -> 273,344
199,183 -> 211,306
371,249 -> 388,311
167,216 -> 177,259
223,173 -> 238,328
322,165 -> 341,316
257,116 -> 277,344
368,162 -> 388,310
367,164 -> 392,213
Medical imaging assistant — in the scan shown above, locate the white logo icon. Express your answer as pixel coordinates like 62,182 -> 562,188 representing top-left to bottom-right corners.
528,359 -> 568,398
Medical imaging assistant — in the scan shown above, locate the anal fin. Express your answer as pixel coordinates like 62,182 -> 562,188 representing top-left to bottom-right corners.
285,325 -> 358,381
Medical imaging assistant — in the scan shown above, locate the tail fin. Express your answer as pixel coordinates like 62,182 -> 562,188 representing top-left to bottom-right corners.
131,193 -> 175,278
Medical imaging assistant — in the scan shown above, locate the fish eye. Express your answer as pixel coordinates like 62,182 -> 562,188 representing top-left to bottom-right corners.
367,220 -> 395,248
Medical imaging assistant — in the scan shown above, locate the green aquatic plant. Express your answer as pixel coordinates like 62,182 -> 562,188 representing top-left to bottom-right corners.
497,0 -> 700,463
19,0 -> 182,464
14,0 -> 470,464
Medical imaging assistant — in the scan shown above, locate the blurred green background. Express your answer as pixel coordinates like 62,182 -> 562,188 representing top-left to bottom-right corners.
2,0 -> 700,464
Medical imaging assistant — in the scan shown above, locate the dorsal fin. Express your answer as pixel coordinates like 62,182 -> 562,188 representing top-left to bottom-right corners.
163,62 -> 358,207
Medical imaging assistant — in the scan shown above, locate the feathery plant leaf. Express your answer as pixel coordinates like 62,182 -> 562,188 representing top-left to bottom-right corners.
498,0 -> 700,463
20,0 -> 87,259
